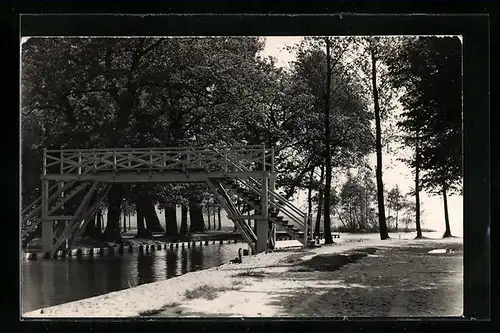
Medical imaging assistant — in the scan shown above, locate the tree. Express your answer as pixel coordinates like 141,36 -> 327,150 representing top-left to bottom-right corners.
387,36 -> 462,238
335,168 -> 376,232
323,37 -> 335,244
338,173 -> 364,232
22,37 -> 271,242
288,37 -> 374,243
217,206 -> 222,231
387,185 -> 405,231
361,38 -> 397,240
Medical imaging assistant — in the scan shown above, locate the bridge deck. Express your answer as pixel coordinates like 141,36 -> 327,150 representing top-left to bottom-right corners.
43,145 -> 274,178
43,171 -> 277,182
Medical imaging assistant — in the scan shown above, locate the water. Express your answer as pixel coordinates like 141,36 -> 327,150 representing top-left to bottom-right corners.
21,242 -> 245,314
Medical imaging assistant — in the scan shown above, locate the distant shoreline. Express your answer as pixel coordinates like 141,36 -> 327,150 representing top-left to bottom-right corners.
329,228 -> 436,234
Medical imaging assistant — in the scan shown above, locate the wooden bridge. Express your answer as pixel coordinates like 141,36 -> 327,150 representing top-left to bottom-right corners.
21,145 -> 314,258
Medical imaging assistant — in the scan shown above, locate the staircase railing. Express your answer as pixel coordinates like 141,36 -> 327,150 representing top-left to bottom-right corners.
22,180 -> 80,226
211,147 -> 314,249
211,147 -> 307,230
235,177 -> 307,228
21,183 -> 58,215
66,183 -> 111,251
207,179 -> 257,253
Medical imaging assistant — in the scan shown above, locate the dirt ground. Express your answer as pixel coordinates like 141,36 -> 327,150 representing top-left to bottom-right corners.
154,241 -> 463,317
275,242 -> 463,317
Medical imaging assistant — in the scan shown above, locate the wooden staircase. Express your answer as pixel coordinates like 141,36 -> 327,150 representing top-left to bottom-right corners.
215,177 -> 314,249
21,180 -> 111,257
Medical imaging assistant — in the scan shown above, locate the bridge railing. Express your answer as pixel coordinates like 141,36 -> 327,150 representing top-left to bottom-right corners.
43,145 -> 274,176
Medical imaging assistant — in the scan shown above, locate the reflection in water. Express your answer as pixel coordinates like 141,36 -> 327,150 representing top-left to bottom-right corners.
190,247 -> 203,271
107,257 -> 125,292
181,249 -> 188,275
22,242 -> 246,314
166,251 -> 178,278
137,253 -> 155,285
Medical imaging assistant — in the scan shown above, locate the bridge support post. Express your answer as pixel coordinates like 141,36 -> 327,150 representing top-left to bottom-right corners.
41,179 -> 53,255
255,172 -> 269,253
269,149 -> 276,247
255,219 -> 268,253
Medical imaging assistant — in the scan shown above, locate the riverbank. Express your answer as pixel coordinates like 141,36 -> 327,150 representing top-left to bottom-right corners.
23,236 -> 462,318
23,230 -> 303,256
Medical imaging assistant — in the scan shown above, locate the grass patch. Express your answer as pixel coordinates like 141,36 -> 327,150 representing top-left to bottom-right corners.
293,251 -> 369,272
354,247 -> 378,255
184,284 -> 242,300
284,251 -> 315,264
231,279 -> 251,287
138,302 -> 180,316
233,269 -> 268,278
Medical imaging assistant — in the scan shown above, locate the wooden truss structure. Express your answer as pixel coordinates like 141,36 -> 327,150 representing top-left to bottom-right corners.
21,145 -> 314,257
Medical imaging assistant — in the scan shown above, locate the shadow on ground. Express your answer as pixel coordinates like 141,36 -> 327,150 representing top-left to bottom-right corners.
147,243 -> 463,317
264,245 -> 463,317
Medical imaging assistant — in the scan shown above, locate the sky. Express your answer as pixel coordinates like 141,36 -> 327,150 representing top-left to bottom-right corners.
260,36 -> 463,236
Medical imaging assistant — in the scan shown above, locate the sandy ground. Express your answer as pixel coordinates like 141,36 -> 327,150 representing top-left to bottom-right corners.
23,236 -> 463,318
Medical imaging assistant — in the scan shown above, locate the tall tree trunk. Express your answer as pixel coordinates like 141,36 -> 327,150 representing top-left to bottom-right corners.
442,182 -> 452,237
188,198 -> 205,233
315,165 -> 325,237
348,202 -> 353,231
180,204 -> 188,235
370,48 -> 389,240
96,209 -> 102,231
212,206 -> 216,230
135,204 -> 148,238
103,185 -> 123,241
415,130 -> 423,238
396,209 -> 399,232
103,87 -> 136,239
217,206 -> 222,230
164,205 -> 178,237
364,189 -> 368,229
123,205 -> 127,233
323,37 -> 334,245
307,169 -> 313,218
83,211 -> 102,240
206,206 -> 211,230
387,207 -> 391,228
142,200 -> 165,233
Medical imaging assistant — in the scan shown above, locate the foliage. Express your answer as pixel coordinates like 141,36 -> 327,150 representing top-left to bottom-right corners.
335,169 -> 377,232
21,36 -> 460,241
387,36 -> 462,195
278,37 -> 374,200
